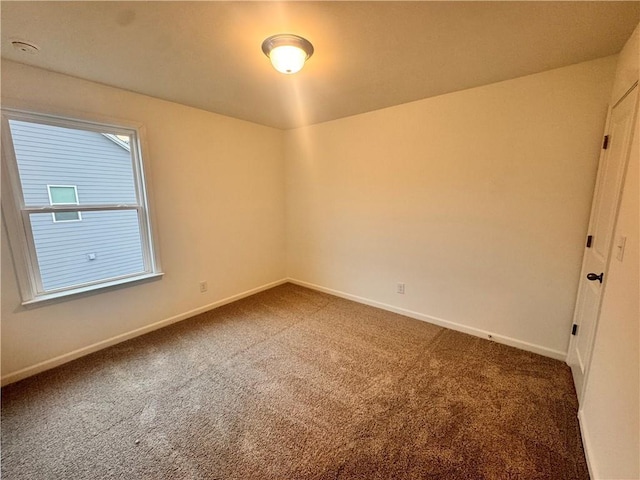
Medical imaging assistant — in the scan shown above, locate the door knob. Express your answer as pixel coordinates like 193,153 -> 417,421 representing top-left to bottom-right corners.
587,272 -> 604,283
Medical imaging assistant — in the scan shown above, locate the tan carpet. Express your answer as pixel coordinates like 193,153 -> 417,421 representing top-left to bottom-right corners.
1,283 -> 588,479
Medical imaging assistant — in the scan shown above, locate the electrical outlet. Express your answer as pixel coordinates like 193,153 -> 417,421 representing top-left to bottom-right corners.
397,283 -> 405,294
199,281 -> 208,293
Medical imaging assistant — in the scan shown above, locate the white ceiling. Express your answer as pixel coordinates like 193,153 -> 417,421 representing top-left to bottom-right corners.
2,2 -> 639,129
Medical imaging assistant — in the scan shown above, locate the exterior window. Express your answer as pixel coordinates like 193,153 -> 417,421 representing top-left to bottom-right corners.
1,108 -> 162,304
48,185 -> 81,222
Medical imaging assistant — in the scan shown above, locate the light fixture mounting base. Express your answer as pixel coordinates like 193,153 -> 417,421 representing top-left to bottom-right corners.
261,34 -> 314,59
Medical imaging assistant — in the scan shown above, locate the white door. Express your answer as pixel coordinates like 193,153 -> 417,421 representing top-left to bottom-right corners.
567,84 -> 639,402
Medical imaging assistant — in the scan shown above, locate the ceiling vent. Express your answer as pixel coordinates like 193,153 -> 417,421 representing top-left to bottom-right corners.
11,40 -> 39,55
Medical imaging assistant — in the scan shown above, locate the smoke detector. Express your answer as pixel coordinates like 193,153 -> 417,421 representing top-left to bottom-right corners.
11,40 -> 39,55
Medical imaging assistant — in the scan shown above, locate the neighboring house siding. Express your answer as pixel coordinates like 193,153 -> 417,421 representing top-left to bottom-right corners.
9,120 -> 144,291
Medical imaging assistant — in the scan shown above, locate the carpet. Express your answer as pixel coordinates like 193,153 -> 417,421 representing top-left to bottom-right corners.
1,283 -> 588,479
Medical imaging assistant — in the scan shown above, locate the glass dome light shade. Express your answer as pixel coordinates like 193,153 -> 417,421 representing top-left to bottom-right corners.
269,45 -> 308,74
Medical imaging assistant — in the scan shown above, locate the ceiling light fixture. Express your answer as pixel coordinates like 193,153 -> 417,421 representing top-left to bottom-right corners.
261,34 -> 314,75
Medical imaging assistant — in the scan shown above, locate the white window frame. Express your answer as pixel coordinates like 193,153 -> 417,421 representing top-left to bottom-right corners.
47,185 -> 82,223
1,106 -> 163,305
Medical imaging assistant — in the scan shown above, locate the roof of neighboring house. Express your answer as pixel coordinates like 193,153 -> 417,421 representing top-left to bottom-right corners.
102,133 -> 130,152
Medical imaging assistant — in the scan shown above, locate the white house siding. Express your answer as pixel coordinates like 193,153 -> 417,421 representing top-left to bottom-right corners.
9,120 -> 144,291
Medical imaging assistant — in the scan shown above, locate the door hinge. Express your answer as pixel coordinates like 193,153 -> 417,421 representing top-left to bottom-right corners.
586,235 -> 593,248
572,324 -> 578,336
602,135 -> 609,149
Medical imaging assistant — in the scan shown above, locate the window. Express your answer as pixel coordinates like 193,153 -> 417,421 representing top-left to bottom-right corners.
1,108 -> 162,304
48,185 -> 81,222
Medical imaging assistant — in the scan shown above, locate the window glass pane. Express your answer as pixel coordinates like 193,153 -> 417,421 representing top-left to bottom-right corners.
49,186 -> 78,204
30,210 -> 145,291
9,120 -> 138,206
53,211 -> 81,222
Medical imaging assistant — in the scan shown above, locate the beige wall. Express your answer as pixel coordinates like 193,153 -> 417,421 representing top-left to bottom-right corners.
1,60 -> 286,380
580,23 -> 639,480
285,56 -> 617,358
0,55 -> 620,380
611,22 -> 640,107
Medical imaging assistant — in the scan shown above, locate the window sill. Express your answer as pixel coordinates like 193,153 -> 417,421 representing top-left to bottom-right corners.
21,272 -> 164,307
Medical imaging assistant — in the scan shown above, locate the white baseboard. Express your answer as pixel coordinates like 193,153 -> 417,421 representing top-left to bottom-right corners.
288,278 -> 567,361
578,410 -> 596,480
1,278 -> 288,386
3,277 -> 567,386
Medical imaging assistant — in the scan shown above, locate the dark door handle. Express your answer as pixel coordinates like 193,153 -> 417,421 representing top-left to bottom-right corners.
587,272 -> 604,283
